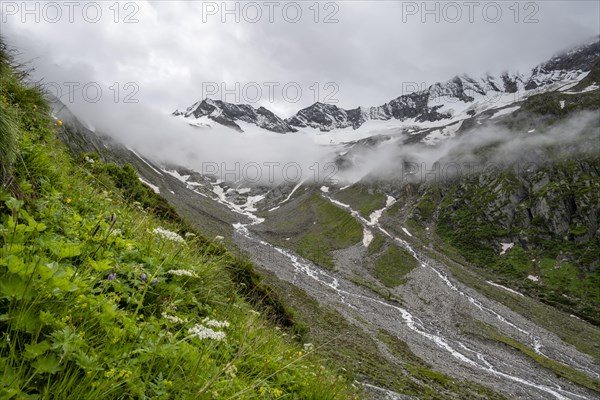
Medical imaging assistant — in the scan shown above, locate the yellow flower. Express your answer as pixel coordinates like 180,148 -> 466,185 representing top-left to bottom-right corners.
163,379 -> 173,387
65,198 -> 72,204
57,120 -> 63,126
297,351 -> 303,356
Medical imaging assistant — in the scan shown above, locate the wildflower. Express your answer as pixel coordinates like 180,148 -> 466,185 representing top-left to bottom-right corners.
303,343 -> 314,352
65,198 -> 72,204
202,318 -> 229,328
188,324 -> 226,341
118,369 -> 131,379
108,273 -> 116,281
84,156 -> 95,164
225,364 -> 237,378
110,228 -> 122,236
167,269 -> 196,277
152,227 -> 185,243
297,351 -> 303,356
57,120 -> 63,126
162,312 -> 187,324
140,274 -> 147,281
151,279 -> 158,285
271,388 -> 283,397
163,379 -> 173,387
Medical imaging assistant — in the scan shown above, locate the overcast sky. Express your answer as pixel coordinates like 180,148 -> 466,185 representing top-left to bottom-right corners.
1,1 -> 599,120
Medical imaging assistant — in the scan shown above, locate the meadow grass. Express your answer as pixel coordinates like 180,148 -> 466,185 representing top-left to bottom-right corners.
0,40 -> 356,399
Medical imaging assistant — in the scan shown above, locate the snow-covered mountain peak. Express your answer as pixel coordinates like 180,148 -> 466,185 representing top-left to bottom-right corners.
173,98 -> 296,133
173,39 -> 599,135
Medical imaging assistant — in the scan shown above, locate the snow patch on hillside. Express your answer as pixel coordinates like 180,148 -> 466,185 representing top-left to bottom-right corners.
138,177 -> 160,194
362,228 -> 373,247
490,106 -> 520,119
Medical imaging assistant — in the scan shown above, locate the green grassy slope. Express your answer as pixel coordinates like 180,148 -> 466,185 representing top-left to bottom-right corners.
333,185 -> 386,218
0,42 -> 356,399
432,158 -> 600,326
261,193 -> 362,269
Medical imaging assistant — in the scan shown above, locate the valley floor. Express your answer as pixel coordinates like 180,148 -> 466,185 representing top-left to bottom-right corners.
228,192 -> 600,400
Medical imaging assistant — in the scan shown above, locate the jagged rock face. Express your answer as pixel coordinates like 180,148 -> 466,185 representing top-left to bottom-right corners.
524,39 -> 600,90
173,38 -> 599,133
283,39 -> 600,132
501,72 -> 524,93
433,159 -> 600,268
285,102 -> 360,130
386,91 -> 450,122
285,92 -> 453,132
173,99 -> 296,133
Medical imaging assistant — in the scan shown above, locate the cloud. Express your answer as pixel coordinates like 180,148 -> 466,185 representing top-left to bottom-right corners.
338,110 -> 600,184
2,1 -> 599,117
1,1 -> 598,184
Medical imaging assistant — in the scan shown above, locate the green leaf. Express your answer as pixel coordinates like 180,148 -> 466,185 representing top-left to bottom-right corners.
5,197 -> 23,212
89,259 -> 112,272
0,244 -> 25,257
32,354 -> 62,374
0,389 -> 20,399
24,341 -> 51,359
0,190 -> 11,202
12,308 -> 41,334
49,242 -> 82,260
6,256 -> 26,275
50,276 -> 79,293
51,326 -> 82,356
36,263 -> 55,281
0,274 -> 34,300
75,351 -> 101,372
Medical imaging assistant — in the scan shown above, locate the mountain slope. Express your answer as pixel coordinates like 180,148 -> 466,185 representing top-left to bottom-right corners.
49,38 -> 600,400
285,39 -> 599,132
0,40 -> 356,400
173,98 -> 296,133
172,38 -> 599,135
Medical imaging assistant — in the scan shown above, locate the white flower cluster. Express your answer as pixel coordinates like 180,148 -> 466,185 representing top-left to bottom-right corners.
303,343 -> 315,352
202,318 -> 230,328
162,312 -> 187,324
152,227 -> 185,243
167,269 -> 196,277
188,324 -> 227,341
